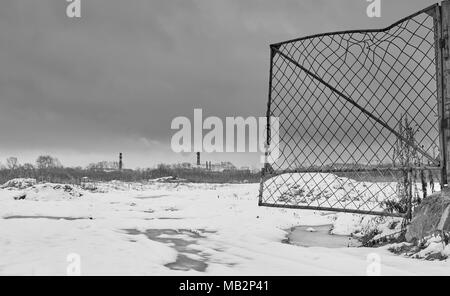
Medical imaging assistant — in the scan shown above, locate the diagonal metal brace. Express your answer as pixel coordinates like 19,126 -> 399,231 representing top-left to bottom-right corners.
271,45 -> 440,166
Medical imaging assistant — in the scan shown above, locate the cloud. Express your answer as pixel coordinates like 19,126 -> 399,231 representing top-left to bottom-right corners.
0,0 -> 438,167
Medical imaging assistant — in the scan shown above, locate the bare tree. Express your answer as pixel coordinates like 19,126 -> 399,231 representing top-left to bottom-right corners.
36,155 -> 62,169
6,157 -> 19,170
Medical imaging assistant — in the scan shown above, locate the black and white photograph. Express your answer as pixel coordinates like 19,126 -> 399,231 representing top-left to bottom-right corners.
1,0 -> 450,280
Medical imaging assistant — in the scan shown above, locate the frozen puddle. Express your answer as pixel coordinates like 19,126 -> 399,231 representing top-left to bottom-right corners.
135,194 -> 168,199
3,215 -> 90,221
285,225 -> 361,248
124,229 -> 215,272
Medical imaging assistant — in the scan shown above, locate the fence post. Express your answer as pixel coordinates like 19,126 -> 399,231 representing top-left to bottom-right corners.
440,1 -> 450,189
258,45 -> 275,204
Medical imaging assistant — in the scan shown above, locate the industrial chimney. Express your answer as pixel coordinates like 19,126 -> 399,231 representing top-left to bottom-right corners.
119,153 -> 123,171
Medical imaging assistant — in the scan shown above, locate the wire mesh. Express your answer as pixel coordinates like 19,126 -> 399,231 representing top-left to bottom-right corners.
259,4 -> 443,217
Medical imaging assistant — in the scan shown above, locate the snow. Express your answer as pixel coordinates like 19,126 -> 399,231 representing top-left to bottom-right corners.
0,179 -> 449,275
413,236 -> 446,259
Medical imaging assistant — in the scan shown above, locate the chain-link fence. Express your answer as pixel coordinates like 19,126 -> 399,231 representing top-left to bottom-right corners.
259,4 -> 445,217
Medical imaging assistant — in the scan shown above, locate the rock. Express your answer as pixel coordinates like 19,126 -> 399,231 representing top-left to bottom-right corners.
406,191 -> 450,242
13,193 -> 27,200
52,184 -> 83,197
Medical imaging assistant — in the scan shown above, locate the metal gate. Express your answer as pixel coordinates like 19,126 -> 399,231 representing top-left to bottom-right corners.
259,3 -> 447,218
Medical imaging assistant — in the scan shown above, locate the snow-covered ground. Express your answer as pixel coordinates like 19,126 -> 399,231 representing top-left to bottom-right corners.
0,178 -> 449,275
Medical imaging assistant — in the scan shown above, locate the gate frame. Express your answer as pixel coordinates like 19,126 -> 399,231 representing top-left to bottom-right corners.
259,1 -> 450,217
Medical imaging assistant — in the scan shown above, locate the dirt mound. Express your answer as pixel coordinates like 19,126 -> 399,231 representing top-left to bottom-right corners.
406,191 -> 450,242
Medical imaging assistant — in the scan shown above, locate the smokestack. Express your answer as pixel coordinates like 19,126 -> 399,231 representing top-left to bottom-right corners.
196,152 -> 200,166
119,153 -> 123,171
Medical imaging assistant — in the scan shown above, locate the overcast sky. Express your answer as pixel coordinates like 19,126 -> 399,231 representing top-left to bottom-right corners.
0,0 -> 438,169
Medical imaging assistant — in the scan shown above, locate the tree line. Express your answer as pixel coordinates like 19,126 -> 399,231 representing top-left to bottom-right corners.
0,156 -> 260,184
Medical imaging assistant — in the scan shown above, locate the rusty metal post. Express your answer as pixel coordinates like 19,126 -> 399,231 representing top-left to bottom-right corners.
439,1 -> 450,189
259,46 -> 275,205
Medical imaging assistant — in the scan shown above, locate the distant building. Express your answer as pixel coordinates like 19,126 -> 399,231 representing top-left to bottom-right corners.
169,160 -> 238,172
170,162 -> 192,169
87,161 -> 120,172
210,161 -> 237,172
251,168 -> 261,174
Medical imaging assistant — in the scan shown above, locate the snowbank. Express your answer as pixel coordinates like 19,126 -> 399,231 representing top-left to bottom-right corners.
1,178 -> 37,189
0,180 -> 83,201
23,183 -> 83,201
